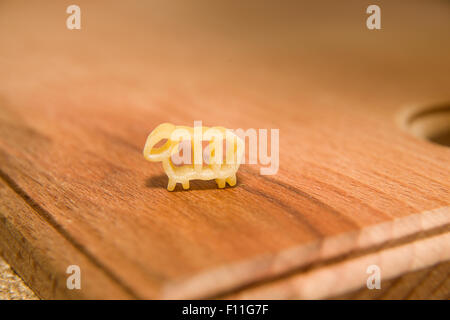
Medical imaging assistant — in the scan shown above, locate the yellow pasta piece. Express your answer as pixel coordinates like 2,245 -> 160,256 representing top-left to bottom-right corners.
143,123 -> 244,191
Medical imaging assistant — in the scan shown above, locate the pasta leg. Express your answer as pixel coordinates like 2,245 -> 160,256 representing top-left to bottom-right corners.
167,179 -> 176,191
182,181 -> 190,190
216,179 -> 226,188
226,174 -> 236,186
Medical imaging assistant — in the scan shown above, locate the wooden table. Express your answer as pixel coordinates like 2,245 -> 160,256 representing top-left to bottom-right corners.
0,0 -> 448,299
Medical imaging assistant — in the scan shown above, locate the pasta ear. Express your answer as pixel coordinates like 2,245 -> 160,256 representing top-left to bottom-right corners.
143,123 -> 176,162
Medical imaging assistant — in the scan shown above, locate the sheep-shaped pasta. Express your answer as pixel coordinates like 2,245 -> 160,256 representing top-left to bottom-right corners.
143,123 -> 244,191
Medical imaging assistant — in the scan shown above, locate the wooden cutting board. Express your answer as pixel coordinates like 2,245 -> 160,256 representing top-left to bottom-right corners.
0,0 -> 449,299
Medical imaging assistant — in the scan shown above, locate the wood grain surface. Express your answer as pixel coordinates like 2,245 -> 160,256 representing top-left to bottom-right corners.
0,0 -> 449,299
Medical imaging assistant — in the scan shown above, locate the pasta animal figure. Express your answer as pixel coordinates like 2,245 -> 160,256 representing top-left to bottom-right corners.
143,123 -> 244,191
